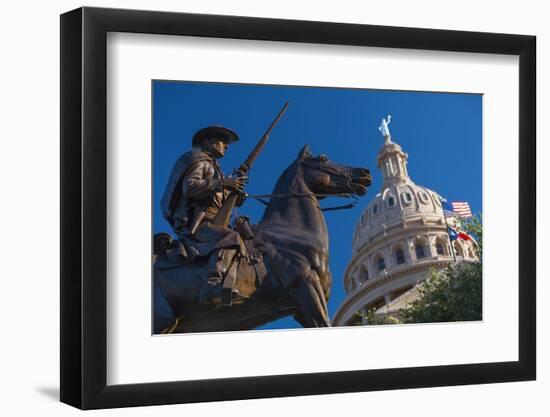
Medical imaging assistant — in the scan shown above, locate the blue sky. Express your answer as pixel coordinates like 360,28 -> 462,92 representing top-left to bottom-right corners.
153,80 -> 482,330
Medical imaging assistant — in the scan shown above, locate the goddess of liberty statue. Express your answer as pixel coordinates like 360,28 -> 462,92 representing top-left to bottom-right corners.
379,115 -> 392,144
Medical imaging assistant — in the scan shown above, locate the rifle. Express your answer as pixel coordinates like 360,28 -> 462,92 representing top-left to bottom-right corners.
211,102 -> 290,227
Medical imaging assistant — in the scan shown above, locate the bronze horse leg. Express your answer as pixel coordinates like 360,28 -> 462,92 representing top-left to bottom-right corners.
290,270 -> 330,327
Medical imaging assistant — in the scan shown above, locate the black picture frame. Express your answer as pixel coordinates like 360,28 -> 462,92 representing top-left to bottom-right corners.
60,6 -> 536,410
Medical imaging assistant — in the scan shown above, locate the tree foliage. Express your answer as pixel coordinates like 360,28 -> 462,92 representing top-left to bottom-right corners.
350,309 -> 401,326
400,262 -> 482,323
366,309 -> 402,325
400,214 -> 483,323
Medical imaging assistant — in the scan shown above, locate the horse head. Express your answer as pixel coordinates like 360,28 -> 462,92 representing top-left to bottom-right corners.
297,144 -> 372,197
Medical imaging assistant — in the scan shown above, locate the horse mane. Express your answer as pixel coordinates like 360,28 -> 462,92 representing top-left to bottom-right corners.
271,159 -> 304,194
260,159 -> 311,224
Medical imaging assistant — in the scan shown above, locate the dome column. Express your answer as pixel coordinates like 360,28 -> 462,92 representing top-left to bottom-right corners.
366,257 -> 374,279
426,235 -> 435,257
406,237 -> 415,262
356,269 -> 362,286
383,246 -> 391,269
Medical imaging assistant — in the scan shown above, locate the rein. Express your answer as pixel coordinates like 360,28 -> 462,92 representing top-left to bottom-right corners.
247,192 -> 359,212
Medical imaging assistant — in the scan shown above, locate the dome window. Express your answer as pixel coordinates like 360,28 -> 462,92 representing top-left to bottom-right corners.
388,196 -> 396,207
419,191 -> 429,204
435,237 -> 448,256
415,244 -> 426,259
402,192 -> 413,204
372,204 -> 379,215
377,257 -> 386,271
395,249 -> 405,265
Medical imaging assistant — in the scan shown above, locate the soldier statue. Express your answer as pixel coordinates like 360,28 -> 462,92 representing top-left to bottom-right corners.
160,126 -> 249,306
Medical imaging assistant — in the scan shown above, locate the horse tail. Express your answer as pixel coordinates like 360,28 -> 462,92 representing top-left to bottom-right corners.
160,316 -> 180,334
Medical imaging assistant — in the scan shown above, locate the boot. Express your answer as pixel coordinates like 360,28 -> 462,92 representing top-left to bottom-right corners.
197,249 -> 235,306
221,257 -> 239,306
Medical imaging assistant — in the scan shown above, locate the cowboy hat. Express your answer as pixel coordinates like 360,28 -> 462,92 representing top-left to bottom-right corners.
192,125 -> 239,147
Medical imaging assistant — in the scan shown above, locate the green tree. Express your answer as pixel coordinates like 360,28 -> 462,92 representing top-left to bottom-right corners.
366,309 -> 402,325
400,214 -> 483,323
349,309 -> 401,326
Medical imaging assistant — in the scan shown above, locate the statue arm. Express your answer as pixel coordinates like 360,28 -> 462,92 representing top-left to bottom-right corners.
181,161 -> 221,200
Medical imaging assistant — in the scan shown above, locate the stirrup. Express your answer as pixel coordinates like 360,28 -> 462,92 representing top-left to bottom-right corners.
221,288 -> 245,307
198,285 -> 223,306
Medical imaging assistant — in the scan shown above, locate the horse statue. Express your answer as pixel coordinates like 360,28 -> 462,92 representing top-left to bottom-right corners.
154,144 -> 371,333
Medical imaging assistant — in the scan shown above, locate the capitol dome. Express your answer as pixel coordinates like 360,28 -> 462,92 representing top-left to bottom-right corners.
353,140 -> 446,253
332,119 -> 477,326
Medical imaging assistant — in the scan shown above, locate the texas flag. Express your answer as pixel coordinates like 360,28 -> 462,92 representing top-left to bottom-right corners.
447,226 -> 474,242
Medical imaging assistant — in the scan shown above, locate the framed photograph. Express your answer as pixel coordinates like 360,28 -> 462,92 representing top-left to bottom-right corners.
60,6 -> 536,409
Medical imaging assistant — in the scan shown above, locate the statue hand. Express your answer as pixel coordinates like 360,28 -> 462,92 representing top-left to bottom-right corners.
221,176 -> 248,193
235,191 -> 247,207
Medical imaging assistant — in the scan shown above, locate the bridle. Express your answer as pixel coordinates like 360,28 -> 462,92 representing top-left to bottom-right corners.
247,192 -> 359,212
246,163 -> 360,212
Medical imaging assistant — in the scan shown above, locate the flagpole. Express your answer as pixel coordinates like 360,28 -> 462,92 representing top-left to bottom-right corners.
440,197 -> 457,263
443,213 -> 457,263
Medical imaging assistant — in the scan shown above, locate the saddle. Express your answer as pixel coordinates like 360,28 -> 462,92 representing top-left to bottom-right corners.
153,217 -> 267,304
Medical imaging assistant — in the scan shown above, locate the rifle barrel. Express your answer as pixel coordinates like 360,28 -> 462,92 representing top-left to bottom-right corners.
243,102 -> 289,170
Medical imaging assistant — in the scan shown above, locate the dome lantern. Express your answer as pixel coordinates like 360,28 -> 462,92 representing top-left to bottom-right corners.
377,115 -> 409,185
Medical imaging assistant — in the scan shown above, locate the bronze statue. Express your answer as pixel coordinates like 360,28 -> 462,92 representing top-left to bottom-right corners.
154,107 -> 371,333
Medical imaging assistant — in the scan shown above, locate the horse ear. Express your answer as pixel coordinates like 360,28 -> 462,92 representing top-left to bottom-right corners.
298,144 -> 313,160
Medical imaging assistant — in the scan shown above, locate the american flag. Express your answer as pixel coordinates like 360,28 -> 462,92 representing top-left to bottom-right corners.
450,201 -> 472,218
